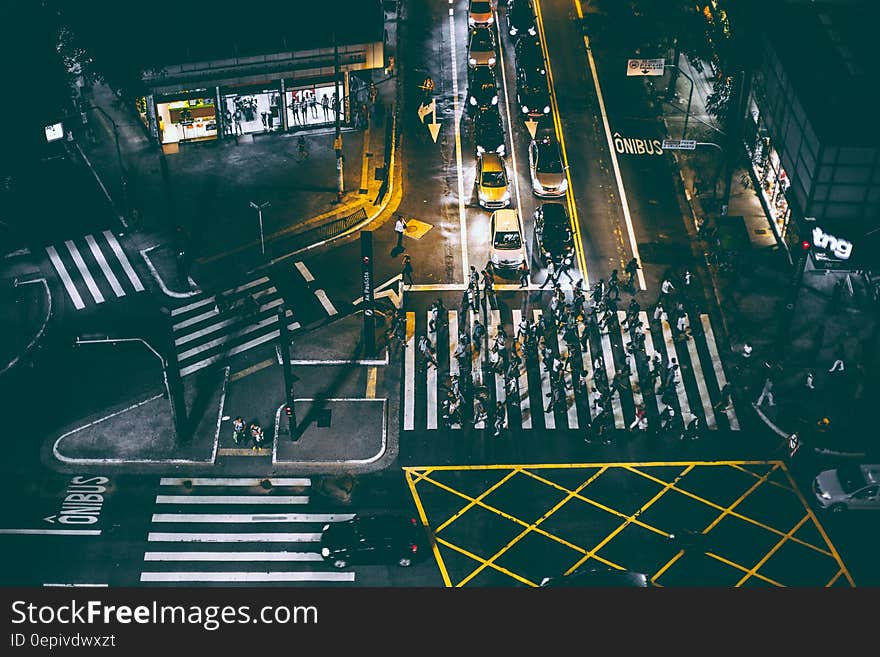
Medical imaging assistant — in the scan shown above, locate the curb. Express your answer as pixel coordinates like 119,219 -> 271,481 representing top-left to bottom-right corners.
140,244 -> 201,299
1,278 -> 52,377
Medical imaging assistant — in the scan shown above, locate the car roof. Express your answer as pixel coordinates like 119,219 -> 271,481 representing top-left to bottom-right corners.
476,106 -> 503,126
470,26 -> 495,43
492,209 -> 520,230
539,203 -> 568,225
470,64 -> 496,83
349,514 -> 417,538
480,152 -> 504,170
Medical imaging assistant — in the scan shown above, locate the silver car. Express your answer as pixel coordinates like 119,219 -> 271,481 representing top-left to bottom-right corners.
813,463 -> 880,512
528,136 -> 567,198
468,27 -> 497,69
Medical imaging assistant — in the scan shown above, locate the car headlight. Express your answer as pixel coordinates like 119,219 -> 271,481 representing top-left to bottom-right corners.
543,105 -> 551,114
492,254 -> 500,264
540,68 -> 546,75
492,95 -> 498,105
529,27 -> 537,36
521,105 -> 529,113
322,524 -> 330,531
468,18 -> 476,26
496,144 -> 506,156
501,190 -> 510,202
487,16 -> 494,24
559,178 -> 568,192
476,145 -> 485,155
510,26 -> 518,36
488,57 -> 496,66
564,256 -> 572,265
820,491 -> 832,500
469,57 -> 477,66
469,96 -> 477,106
321,547 -> 330,557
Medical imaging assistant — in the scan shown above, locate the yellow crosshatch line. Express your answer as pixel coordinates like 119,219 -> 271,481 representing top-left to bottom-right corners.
403,461 -> 855,587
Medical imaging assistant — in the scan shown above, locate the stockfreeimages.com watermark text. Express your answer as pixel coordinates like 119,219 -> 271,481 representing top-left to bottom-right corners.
10,599 -> 318,635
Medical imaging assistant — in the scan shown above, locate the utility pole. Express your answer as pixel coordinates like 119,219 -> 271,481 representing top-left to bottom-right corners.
664,64 -> 694,140
249,200 -> 270,256
333,33 -> 344,203
277,307 -> 298,440
361,231 -> 376,358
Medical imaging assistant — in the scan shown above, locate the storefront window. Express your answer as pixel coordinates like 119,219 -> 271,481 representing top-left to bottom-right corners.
157,97 -> 217,144
285,84 -> 344,129
747,129 -> 792,241
222,89 -> 283,136
135,96 -> 149,130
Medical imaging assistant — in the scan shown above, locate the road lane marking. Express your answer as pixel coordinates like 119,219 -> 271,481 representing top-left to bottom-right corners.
159,477 -> 311,486
701,315 -> 739,430
85,234 -> 124,297
179,323 -> 299,377
46,246 -> 85,309
140,571 -> 355,583
578,322 -> 598,420
151,513 -> 355,523
0,529 -> 101,536
404,311 -> 415,430
65,240 -> 104,304
599,325 -> 625,427
155,495 -> 308,505
427,311 -> 438,429
366,366 -> 377,398
143,551 -> 324,562
660,312 -> 692,421
448,4 -> 470,278
147,532 -> 321,542
171,277 -> 269,316
314,289 -> 337,315
471,309 -> 486,429
511,309 -> 531,428
177,315 -> 280,360
294,261 -> 315,282
684,315 -> 717,428
619,311 -> 644,411
102,230 -> 144,291
174,298 -> 284,345
491,310 -> 507,426
534,310 -> 555,429
556,327 -> 578,429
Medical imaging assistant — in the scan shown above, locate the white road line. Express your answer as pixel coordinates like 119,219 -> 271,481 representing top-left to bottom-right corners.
147,532 -> 320,543
151,513 -> 354,523
619,311 -> 644,411
404,311 -> 415,430
159,478 -> 311,487
660,313 -> 692,420
427,311 -> 438,430
65,240 -> 104,304
155,495 -> 309,505
701,314 -> 740,430
177,315 -> 279,360
579,323 -> 598,420
556,329 -> 578,429
534,310 -> 555,429
140,571 -> 355,583
144,551 -> 324,562
448,5 -> 469,278
470,309 -> 486,428
0,529 -> 101,536
640,311 -> 659,399
683,315 -> 717,428
102,230 -> 144,291
171,277 -> 270,316
511,309 -> 532,429
174,298 -> 284,346
599,326 -> 625,428
46,246 -> 85,310
179,326 -> 297,377
43,583 -> 108,587
315,289 -> 337,315
173,308 -> 219,331
447,310 -> 461,428
579,28 -> 645,290
85,234 -> 124,297
294,261 -> 315,282
491,310 -> 506,423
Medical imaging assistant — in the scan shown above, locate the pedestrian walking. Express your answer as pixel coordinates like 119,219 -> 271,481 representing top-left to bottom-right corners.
469,265 -> 480,291
652,300 -> 664,324
249,421 -> 265,450
472,319 -> 486,354
682,415 -> 704,441
755,377 -> 775,407
231,416 -> 246,445
429,298 -> 446,334
805,371 -> 815,390
493,402 -> 506,437
828,347 -> 845,373
402,255 -> 414,286
675,312 -> 689,341
741,342 -> 753,361
663,358 -> 679,390
557,258 -> 575,283
418,334 -> 437,369
539,259 -> 556,289
518,260 -> 530,287
466,283 -> 479,312
591,278 -> 606,305
660,277 -> 675,299
624,257 -> 640,289
608,269 -> 620,300
713,383 -> 733,412
394,215 -> 408,249
481,269 -> 496,307
629,405 -> 648,433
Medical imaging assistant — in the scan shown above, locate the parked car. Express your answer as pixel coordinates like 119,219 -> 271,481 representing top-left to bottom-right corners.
516,63 -> 550,119
514,35 -> 545,76
320,514 -> 431,568
468,0 -> 495,27
466,64 -> 499,115
540,568 -> 650,587
489,208 -> 527,270
476,152 -> 511,208
813,463 -> 880,512
468,27 -> 497,69
507,0 -> 536,38
534,202 -> 573,266
474,105 -> 506,157
528,135 -> 567,197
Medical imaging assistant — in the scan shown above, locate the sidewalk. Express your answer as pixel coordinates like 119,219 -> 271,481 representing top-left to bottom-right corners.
0,276 -> 52,377
656,56 -> 878,456
44,311 -> 397,476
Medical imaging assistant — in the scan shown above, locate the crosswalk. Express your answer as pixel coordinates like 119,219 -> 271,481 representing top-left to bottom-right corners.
46,231 -> 145,310
403,305 -> 740,434
139,478 -> 356,585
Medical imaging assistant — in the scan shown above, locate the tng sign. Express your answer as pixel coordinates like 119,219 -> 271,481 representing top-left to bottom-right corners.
812,226 -> 853,260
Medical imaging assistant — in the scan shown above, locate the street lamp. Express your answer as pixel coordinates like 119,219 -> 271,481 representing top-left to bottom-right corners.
249,201 -> 270,256
665,64 -> 694,140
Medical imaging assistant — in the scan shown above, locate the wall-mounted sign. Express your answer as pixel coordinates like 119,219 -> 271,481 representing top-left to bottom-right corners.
627,58 -> 665,76
44,122 -> 64,143
812,226 -> 853,261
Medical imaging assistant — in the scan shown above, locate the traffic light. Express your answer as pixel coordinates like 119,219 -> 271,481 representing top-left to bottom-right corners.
801,240 -> 811,251
363,256 -> 370,265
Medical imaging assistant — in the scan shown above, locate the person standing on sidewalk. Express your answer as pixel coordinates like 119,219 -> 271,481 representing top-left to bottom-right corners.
518,260 -> 530,288
394,215 -> 408,250
402,255 -> 414,286
755,377 -> 775,407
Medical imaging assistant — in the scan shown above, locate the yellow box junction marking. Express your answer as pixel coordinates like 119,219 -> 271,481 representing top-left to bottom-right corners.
402,218 -> 433,240
403,461 -> 854,587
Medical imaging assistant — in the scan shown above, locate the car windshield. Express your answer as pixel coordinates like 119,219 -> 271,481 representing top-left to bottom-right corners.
472,1 -> 491,12
837,465 -> 867,494
471,30 -> 493,50
481,170 -> 507,187
494,231 -> 522,249
537,143 -> 562,173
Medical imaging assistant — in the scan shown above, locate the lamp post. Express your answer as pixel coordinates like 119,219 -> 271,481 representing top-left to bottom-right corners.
333,33 -> 344,203
249,201 -> 270,256
665,64 -> 694,140
74,335 -> 187,442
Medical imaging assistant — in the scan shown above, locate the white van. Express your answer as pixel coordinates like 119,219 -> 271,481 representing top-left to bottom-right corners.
489,209 -> 527,271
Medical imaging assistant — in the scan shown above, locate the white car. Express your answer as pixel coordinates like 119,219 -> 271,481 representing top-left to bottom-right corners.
489,209 -> 526,270
813,464 -> 880,512
528,136 -> 567,197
